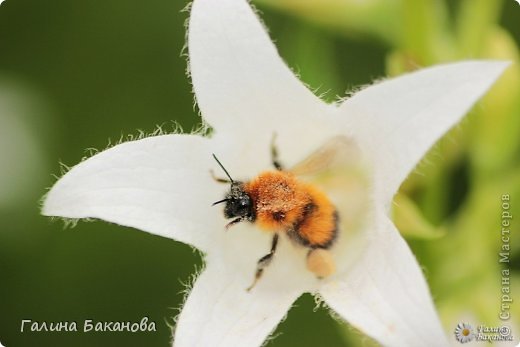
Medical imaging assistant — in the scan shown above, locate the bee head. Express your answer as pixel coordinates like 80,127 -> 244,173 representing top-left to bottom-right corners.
222,183 -> 254,219
211,154 -> 255,222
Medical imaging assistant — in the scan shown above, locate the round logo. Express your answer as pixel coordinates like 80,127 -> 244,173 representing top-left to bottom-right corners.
499,326 -> 511,337
455,322 -> 475,343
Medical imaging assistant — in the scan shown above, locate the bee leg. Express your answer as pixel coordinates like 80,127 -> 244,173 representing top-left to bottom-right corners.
225,217 -> 244,229
210,170 -> 231,184
270,133 -> 284,171
247,233 -> 279,292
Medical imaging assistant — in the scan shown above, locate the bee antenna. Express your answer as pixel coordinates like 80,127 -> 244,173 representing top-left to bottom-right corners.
212,198 -> 229,206
212,154 -> 234,183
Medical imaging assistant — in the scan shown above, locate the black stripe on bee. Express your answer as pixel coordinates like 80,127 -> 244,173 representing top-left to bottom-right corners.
286,202 -> 339,250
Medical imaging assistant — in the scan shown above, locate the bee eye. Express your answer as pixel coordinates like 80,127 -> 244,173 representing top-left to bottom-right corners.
239,199 -> 249,207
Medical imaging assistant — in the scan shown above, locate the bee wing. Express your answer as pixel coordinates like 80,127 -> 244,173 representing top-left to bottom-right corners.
289,136 -> 362,177
290,135 -> 369,234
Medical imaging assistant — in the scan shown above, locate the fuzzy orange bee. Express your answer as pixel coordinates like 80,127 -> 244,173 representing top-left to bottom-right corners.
212,138 -> 340,291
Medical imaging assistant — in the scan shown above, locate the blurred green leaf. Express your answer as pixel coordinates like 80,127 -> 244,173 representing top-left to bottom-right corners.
393,193 -> 446,240
468,27 -> 520,178
256,0 -> 403,45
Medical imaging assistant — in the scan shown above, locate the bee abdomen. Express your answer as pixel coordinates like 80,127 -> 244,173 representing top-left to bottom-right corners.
288,201 -> 338,249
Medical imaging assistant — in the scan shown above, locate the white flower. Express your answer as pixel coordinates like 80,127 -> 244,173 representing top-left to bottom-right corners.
41,0 -> 507,346
454,323 -> 475,343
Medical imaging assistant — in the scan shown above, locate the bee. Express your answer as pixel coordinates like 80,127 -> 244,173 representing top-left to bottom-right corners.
212,136 -> 347,291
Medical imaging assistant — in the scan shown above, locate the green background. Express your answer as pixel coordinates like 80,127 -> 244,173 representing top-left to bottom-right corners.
0,0 -> 519,346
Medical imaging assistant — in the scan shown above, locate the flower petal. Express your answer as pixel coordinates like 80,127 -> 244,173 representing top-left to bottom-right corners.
188,0 -> 327,137
337,61 -> 509,209
174,257 -> 301,347
42,134 -> 220,252
319,213 -> 449,347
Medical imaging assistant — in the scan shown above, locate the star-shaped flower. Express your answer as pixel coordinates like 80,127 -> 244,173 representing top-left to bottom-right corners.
42,0 -> 507,346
